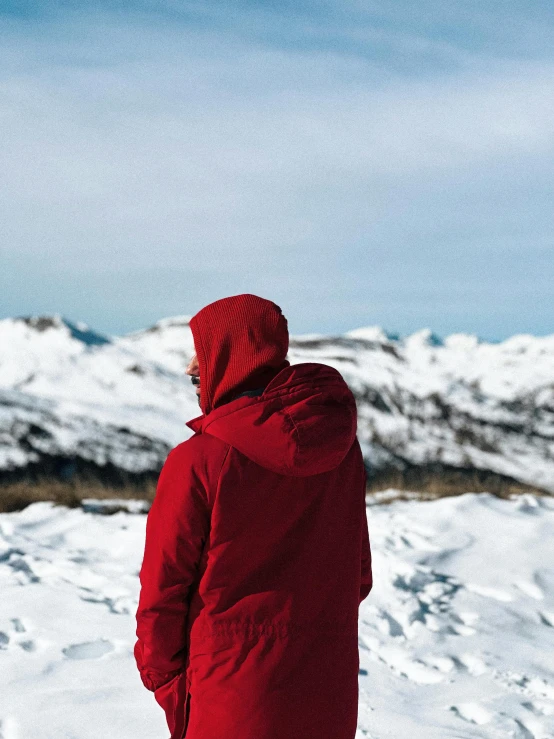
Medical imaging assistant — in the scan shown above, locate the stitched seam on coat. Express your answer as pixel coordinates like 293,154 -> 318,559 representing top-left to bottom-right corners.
278,395 -> 302,472
214,443 -> 232,506
192,621 -> 357,639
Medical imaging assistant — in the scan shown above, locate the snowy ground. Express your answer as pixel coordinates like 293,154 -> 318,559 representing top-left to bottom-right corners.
1,493 -> 553,739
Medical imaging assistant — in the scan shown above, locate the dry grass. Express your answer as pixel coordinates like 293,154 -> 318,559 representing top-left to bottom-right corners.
365,469 -> 550,503
0,472 -> 551,514
0,479 -> 156,513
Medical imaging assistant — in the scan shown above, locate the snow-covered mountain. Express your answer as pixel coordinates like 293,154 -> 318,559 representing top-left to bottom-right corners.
0,315 -> 553,492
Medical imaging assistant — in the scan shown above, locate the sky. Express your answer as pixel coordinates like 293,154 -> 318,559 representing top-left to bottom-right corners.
1,1 -> 553,340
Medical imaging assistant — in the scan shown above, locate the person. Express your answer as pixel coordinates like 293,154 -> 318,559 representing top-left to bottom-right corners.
134,293 -> 373,739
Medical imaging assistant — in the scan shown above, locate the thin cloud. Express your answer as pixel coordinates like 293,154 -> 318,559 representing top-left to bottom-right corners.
1,6 -> 553,338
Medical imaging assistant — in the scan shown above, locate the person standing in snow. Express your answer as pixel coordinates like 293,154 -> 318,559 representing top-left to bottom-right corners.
134,293 -> 373,739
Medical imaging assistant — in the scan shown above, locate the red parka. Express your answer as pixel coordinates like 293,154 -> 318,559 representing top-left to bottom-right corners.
135,294 -> 373,739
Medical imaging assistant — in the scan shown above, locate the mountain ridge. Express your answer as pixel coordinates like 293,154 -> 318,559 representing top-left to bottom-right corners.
1,314 -> 553,493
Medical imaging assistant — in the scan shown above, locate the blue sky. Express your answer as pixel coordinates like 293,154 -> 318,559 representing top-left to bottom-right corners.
1,1 -> 553,340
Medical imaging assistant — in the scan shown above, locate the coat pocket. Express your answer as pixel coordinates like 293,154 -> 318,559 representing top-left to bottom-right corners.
154,672 -> 189,739
180,689 -> 192,739
173,672 -> 192,739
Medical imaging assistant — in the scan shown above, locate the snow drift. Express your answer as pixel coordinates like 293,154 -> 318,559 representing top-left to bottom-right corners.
0,493 -> 553,738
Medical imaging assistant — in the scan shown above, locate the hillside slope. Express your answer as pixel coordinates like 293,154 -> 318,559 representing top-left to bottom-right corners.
0,315 -> 552,492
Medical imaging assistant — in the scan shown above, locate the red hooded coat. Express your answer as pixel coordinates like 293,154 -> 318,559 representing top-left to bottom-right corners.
135,294 -> 373,739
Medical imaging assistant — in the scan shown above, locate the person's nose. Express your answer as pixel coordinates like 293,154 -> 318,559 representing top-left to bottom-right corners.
186,353 -> 199,376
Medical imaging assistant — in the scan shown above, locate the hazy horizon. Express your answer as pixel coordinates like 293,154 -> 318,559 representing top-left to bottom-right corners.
4,309 -> 554,345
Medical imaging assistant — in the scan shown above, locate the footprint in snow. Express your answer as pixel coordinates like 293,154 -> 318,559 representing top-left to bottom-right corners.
496,671 -> 554,701
514,580 -> 544,600
538,610 -> 554,627
62,639 -> 114,660
449,702 -> 492,726
11,618 -> 26,633
360,635 -> 444,685
375,609 -> 405,638
455,652 -> 489,676
0,619 -> 37,653
19,640 -> 36,652
521,699 -> 554,718
6,556 -> 40,584
79,591 -> 133,615
510,718 -> 535,739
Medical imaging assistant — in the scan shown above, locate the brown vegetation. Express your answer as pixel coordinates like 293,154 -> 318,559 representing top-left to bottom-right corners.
365,467 -> 550,502
0,479 -> 156,513
0,468 -> 550,514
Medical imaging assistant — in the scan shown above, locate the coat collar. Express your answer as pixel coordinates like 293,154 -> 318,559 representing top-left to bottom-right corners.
185,387 -> 266,434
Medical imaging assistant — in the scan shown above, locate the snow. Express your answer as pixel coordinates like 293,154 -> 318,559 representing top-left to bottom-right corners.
0,316 -> 200,473
1,493 -> 553,738
1,314 -> 553,492
344,326 -> 395,343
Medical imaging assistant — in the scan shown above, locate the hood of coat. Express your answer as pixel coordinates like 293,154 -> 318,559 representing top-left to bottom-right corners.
186,362 -> 358,477
189,293 -> 290,417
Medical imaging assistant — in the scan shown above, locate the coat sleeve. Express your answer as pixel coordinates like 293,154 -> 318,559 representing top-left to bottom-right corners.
134,444 -> 210,692
359,466 -> 373,604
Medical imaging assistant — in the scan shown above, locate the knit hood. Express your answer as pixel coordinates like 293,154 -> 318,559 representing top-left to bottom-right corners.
187,294 -> 358,476
189,294 -> 290,416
